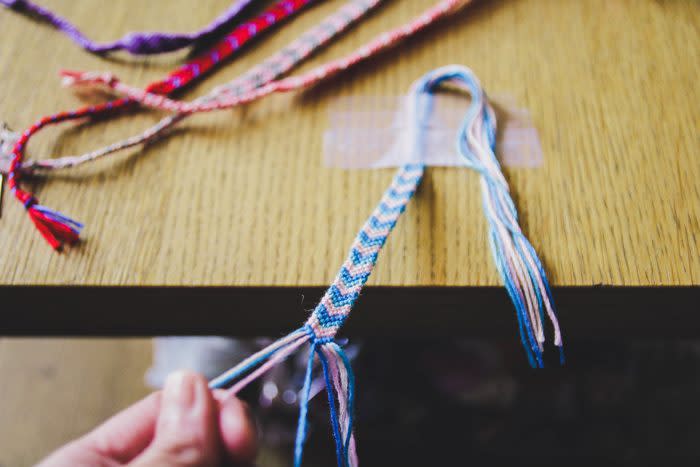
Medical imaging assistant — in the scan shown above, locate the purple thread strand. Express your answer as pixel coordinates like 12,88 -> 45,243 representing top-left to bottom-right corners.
1,0 -> 256,55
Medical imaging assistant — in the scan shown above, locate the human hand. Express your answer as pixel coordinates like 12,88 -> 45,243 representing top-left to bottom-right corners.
37,370 -> 257,466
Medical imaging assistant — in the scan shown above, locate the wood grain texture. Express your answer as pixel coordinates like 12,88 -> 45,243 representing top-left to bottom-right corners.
0,0 -> 697,289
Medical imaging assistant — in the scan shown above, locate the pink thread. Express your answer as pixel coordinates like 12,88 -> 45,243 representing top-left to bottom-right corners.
211,329 -> 308,390
322,344 -> 358,467
226,334 -> 310,397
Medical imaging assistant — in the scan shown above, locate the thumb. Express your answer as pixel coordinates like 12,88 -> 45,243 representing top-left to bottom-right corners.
130,371 -> 221,467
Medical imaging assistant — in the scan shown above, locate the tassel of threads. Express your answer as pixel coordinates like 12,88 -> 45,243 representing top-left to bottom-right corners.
14,191 -> 83,251
7,122 -> 85,250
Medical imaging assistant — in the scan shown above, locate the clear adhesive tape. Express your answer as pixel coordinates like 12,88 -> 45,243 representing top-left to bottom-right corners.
323,94 -> 544,169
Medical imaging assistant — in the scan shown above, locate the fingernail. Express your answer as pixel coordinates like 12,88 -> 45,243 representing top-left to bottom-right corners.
161,371 -> 196,422
164,371 -> 195,407
151,372 -> 218,465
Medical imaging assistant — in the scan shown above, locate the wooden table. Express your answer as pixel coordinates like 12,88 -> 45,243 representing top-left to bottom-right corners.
0,0 -> 697,337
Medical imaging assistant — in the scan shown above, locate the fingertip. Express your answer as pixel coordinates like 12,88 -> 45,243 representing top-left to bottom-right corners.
159,370 -> 218,429
218,396 -> 258,464
133,371 -> 221,467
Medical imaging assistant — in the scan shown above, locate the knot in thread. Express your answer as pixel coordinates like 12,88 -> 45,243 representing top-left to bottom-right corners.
21,194 -> 36,210
303,324 -> 335,346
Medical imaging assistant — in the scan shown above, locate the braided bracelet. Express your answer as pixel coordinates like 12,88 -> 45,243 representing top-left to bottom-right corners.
145,0 -> 316,96
206,65 -> 563,467
5,0 -> 317,250
6,0 -> 383,173
0,0 -> 256,55
25,0 -> 462,173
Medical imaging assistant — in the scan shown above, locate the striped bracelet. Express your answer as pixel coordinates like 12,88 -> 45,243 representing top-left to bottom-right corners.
66,0 -> 466,114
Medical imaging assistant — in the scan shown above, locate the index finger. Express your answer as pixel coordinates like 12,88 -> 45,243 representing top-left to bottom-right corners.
79,391 -> 161,462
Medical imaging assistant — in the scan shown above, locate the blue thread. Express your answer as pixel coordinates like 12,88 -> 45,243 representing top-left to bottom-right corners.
318,346 -> 345,467
490,231 -> 538,367
208,328 -> 305,389
294,341 -> 317,467
31,205 -> 84,235
513,236 -> 547,330
412,66 -> 561,366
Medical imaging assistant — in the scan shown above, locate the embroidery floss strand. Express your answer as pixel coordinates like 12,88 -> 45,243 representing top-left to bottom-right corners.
413,65 -> 563,365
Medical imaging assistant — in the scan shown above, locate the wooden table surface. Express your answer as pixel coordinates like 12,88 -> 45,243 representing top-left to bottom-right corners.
0,0 -> 697,335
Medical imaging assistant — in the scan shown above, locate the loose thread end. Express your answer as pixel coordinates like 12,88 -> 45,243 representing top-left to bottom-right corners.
558,345 -> 566,366
58,70 -> 82,87
27,203 -> 83,251
59,70 -> 115,89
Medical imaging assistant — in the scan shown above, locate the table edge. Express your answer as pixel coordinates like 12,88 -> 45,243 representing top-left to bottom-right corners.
2,285 -> 698,337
